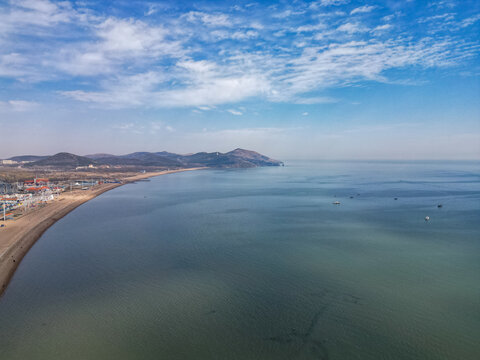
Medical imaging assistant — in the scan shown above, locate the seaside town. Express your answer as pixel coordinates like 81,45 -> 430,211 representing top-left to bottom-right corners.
0,156 -> 125,224
0,177 -> 119,224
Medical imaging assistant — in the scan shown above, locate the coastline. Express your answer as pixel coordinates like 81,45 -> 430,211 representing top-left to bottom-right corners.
0,168 -> 204,297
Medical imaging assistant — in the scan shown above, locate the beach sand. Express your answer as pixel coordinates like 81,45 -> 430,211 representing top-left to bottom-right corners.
0,168 -> 203,296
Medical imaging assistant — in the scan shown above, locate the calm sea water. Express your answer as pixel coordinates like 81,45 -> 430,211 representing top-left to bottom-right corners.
0,161 -> 479,360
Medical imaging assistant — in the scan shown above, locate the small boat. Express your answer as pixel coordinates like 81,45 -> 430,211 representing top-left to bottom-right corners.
394,197 -> 398,200
333,201 -> 340,205
425,216 -> 430,221
437,204 -> 443,208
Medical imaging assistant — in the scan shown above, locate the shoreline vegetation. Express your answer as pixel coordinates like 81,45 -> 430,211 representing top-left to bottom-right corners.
0,168 -> 204,297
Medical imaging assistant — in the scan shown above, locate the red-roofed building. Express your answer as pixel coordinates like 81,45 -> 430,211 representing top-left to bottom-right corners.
25,187 -> 41,192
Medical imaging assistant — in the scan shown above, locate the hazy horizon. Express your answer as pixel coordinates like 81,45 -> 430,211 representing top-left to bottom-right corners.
0,0 -> 479,160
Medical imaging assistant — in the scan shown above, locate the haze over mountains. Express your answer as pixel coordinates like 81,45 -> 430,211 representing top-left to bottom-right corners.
7,149 -> 283,169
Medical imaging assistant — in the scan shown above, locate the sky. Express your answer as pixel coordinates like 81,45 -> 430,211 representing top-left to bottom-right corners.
0,0 -> 479,160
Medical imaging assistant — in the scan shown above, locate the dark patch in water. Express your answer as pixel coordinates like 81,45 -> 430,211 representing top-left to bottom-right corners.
265,304 -> 330,359
265,289 -> 361,358
341,294 -> 361,305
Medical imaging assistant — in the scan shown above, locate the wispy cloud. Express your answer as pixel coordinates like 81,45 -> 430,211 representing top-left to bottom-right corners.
337,22 -> 369,33
313,0 -> 350,7
1,0 -> 478,110
294,97 -> 339,104
0,100 -> 39,112
350,5 -> 376,15
273,9 -> 306,18
461,14 -> 480,28
372,24 -> 393,33
184,11 -> 231,27
227,109 -> 243,115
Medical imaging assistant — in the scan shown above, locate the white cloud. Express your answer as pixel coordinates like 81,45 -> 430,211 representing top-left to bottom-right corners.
184,11 -> 231,27
60,32 -> 477,108
227,109 -> 243,115
372,24 -> 392,32
295,23 -> 326,32
1,0 -> 478,110
145,4 -> 160,16
96,18 -> 166,53
350,5 -> 376,15
0,100 -> 39,112
62,59 -> 270,108
273,10 -> 305,18
197,106 -> 214,111
151,75 -> 269,107
461,14 -> 480,27
312,0 -> 350,7
382,14 -> 395,22
50,17 -> 184,76
302,112 -> 309,116
294,97 -> 339,104
0,0 -> 75,30
231,30 -> 259,40
337,22 -> 369,33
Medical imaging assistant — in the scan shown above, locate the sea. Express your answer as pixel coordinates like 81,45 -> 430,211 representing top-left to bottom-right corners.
0,161 -> 479,360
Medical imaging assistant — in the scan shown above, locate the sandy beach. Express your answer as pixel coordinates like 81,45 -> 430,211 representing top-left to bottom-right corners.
0,168 -> 203,296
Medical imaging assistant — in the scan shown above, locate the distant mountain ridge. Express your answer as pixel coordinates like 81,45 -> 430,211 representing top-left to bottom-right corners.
25,152 -> 95,168
83,153 -> 115,160
19,149 -> 283,169
7,155 -> 49,162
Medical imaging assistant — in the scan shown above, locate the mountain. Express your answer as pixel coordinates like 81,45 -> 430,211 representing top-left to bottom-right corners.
226,148 -> 283,167
96,152 -> 183,167
19,149 -> 283,169
8,155 -> 49,162
26,152 -> 96,168
84,153 -> 115,160
181,149 -> 283,168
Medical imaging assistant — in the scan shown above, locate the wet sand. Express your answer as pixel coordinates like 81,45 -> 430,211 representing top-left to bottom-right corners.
0,168 -> 203,296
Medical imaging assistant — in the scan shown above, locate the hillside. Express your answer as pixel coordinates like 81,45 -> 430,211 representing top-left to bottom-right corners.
96,153 -> 183,167
26,152 -> 96,168
226,148 -> 284,167
8,155 -> 49,162
181,149 -> 283,168
84,153 -> 115,160
17,149 -> 283,169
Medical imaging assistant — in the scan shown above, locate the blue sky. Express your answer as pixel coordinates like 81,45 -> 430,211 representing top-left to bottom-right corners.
0,0 -> 479,159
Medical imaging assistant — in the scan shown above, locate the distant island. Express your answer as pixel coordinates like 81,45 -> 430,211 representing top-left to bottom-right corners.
3,148 -> 284,171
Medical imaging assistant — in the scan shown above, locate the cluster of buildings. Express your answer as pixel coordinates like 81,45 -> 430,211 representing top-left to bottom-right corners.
1,177 -> 107,221
0,178 -> 62,221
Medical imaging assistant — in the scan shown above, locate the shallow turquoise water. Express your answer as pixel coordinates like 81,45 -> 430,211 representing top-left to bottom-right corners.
0,161 -> 479,359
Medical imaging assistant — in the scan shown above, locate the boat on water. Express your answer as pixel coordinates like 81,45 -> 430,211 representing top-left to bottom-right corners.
333,201 -> 340,205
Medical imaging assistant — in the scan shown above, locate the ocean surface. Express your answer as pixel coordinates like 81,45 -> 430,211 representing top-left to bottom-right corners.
0,161 -> 479,360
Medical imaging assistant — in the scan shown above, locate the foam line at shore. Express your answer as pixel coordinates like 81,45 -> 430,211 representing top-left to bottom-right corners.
0,168 -> 204,297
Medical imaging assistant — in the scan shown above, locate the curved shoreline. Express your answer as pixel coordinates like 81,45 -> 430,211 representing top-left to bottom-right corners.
0,168 -> 203,297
